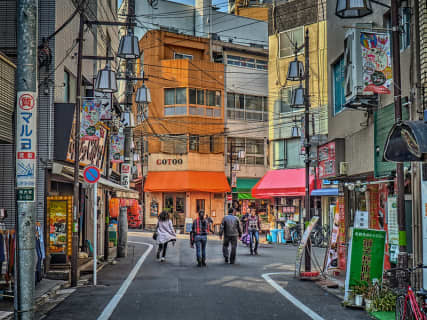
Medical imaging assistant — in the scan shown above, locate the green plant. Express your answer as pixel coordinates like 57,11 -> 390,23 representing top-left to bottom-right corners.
373,287 -> 396,312
364,283 -> 380,301
351,284 -> 367,295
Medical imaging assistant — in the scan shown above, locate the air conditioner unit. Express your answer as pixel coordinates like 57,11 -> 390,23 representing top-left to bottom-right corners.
344,24 -> 388,109
340,162 -> 349,176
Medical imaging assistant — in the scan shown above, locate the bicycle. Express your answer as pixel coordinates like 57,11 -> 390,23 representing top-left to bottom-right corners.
290,225 -> 301,245
387,265 -> 427,320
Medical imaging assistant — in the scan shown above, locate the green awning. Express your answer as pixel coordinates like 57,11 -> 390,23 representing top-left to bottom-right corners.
236,178 -> 259,193
238,193 -> 255,200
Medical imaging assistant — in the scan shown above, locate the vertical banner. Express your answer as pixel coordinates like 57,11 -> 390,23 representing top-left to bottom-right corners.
94,91 -> 112,121
360,32 -> 392,94
80,99 -> 100,141
337,196 -> 346,270
16,92 -> 37,202
110,132 -> 125,163
368,185 -> 379,229
47,196 -> 73,256
387,196 -> 399,264
325,205 -> 340,272
344,228 -> 386,302
121,163 -> 131,188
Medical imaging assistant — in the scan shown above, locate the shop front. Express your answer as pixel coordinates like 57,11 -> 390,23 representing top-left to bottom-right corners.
311,181 -> 339,232
144,171 -> 230,231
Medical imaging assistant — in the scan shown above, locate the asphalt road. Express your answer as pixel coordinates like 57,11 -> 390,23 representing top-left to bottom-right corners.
42,231 -> 370,320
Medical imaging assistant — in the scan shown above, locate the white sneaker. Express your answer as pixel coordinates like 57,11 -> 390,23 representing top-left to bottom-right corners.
160,257 -> 165,262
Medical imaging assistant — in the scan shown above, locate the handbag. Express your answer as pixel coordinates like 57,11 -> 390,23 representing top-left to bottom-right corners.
241,233 -> 250,246
153,222 -> 159,240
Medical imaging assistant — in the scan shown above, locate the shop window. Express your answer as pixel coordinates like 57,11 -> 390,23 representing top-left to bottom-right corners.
279,26 -> 304,58
196,199 -> 205,212
189,135 -> 199,151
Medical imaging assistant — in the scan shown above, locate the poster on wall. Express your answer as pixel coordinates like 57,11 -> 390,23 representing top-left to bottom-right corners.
360,32 -> 392,94
47,196 -> 72,256
94,92 -> 112,121
324,205 -> 340,272
344,228 -> 386,302
354,211 -> 369,229
150,200 -> 159,217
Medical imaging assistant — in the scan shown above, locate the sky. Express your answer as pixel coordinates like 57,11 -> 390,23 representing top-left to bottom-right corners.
118,0 -> 228,11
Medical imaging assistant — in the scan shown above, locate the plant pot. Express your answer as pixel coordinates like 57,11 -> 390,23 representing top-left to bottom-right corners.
364,299 -> 373,311
355,294 -> 363,306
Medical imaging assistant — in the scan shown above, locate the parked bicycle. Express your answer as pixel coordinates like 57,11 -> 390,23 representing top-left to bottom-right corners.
286,220 -> 301,245
386,264 -> 427,320
312,224 -> 330,248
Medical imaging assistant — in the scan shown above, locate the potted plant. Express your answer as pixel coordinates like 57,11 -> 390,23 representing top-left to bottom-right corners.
352,285 -> 366,306
363,283 -> 379,311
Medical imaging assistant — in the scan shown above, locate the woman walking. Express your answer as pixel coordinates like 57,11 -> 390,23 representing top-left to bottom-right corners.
156,211 -> 176,262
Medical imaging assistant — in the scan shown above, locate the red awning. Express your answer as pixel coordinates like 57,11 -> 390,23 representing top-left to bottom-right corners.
144,171 -> 231,193
252,168 -> 317,198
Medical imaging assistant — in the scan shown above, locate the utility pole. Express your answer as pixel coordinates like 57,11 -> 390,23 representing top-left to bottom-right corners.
303,29 -> 311,272
15,0 -> 38,318
390,0 -> 407,278
71,13 -> 85,287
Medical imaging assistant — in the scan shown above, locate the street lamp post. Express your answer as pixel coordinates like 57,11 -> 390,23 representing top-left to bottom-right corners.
334,0 -> 407,283
288,30 -> 312,272
71,13 -> 137,287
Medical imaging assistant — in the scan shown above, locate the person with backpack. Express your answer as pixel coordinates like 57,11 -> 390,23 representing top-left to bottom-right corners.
220,208 -> 242,264
190,210 -> 211,267
156,211 -> 176,262
247,208 -> 261,255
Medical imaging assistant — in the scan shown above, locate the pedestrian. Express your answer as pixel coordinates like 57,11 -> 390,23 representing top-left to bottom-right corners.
247,208 -> 261,255
220,208 -> 242,264
240,209 -> 250,234
190,210 -> 211,267
156,211 -> 176,262
205,214 -> 214,233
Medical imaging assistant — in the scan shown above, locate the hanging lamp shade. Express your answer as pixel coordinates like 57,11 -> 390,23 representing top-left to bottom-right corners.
287,59 -> 305,81
95,63 -> 118,93
291,86 -> 305,108
291,125 -> 300,137
335,0 -> 372,18
135,84 -> 151,104
117,32 -> 140,59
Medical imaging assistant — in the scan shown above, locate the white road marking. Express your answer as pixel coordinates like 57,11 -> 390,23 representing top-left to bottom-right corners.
97,241 -> 153,320
262,272 -> 325,320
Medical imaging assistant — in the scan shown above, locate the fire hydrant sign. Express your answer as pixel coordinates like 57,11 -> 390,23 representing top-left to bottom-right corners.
344,228 -> 386,302
16,92 -> 37,202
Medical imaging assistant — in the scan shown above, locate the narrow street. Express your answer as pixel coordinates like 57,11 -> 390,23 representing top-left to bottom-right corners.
41,231 -> 369,320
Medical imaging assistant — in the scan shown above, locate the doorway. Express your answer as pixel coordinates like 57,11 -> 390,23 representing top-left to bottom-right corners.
163,193 -> 186,228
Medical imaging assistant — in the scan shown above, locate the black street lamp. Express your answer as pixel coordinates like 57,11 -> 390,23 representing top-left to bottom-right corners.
335,0 -> 373,18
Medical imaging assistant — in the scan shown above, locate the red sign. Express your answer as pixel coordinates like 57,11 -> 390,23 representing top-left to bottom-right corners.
318,139 -> 345,179
18,94 -> 35,111
121,163 -> 130,174
17,152 -> 35,159
83,166 -> 101,184
227,194 -> 232,201
156,159 -> 183,165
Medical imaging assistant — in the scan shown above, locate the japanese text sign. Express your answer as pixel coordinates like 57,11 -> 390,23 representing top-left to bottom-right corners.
347,228 -> 386,289
110,132 -> 124,163
318,139 -> 345,179
361,32 -> 392,94
80,100 -> 100,141
16,92 -> 37,192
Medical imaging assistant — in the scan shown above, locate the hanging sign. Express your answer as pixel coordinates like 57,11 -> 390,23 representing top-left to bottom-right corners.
360,32 -> 392,94
16,92 -> 37,200
80,99 -> 100,141
94,92 -> 112,121
344,228 -> 386,302
110,132 -> 125,163
354,210 -> 369,229
121,163 -> 131,188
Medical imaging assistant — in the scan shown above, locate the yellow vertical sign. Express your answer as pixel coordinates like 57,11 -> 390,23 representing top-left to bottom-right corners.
47,196 -> 73,256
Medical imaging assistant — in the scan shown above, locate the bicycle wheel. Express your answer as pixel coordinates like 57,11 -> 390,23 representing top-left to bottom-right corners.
396,295 -> 405,320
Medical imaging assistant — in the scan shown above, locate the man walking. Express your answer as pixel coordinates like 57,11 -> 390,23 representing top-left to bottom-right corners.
190,210 -> 210,267
220,208 -> 242,264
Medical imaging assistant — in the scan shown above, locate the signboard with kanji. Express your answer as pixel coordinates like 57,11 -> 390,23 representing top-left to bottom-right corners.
344,228 -> 386,301
16,92 -> 37,193
318,139 -> 345,179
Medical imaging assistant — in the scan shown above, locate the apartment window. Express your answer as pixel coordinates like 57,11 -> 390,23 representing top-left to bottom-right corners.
206,90 -> 220,107
164,88 -> 187,116
400,8 -> 410,51
332,55 -> 345,115
165,88 -> 220,118
196,199 -> 205,212
279,27 -> 304,58
286,138 -> 304,168
273,140 -> 285,169
189,135 -> 199,151
174,52 -> 193,60
227,137 -> 264,166
189,88 -> 205,105
227,54 -> 267,70
161,135 -> 188,154
210,136 -> 215,152
64,70 -> 70,103
227,93 -> 268,121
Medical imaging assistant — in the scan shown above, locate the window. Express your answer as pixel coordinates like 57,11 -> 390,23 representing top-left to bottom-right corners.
227,137 -> 265,166
332,55 -> 345,115
210,136 -> 215,152
226,54 -> 267,70
400,8 -> 410,51
164,88 -> 187,105
189,88 -> 205,105
64,70 -> 70,103
165,89 -> 175,105
161,135 -> 188,154
166,88 -> 220,118
196,199 -> 205,212
227,93 -> 268,121
189,135 -> 199,151
286,138 -> 304,168
273,140 -> 285,169
207,91 -> 216,106
164,106 -> 187,116
174,52 -> 193,60
279,27 -> 304,58
176,88 -> 186,104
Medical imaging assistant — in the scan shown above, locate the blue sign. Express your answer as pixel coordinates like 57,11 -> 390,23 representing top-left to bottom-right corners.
83,166 -> 100,184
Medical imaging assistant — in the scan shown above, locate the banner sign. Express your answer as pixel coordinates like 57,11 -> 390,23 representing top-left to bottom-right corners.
16,92 -> 37,199
338,196 -> 346,270
325,205 -> 340,272
110,132 -> 125,163
121,163 -> 130,188
344,228 -> 386,302
360,32 -> 392,94
295,216 -> 319,277
94,92 -> 112,121
81,99 -> 100,141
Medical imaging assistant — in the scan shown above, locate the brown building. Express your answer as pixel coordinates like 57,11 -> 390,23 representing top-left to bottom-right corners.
229,0 -> 270,21
135,30 -> 230,230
